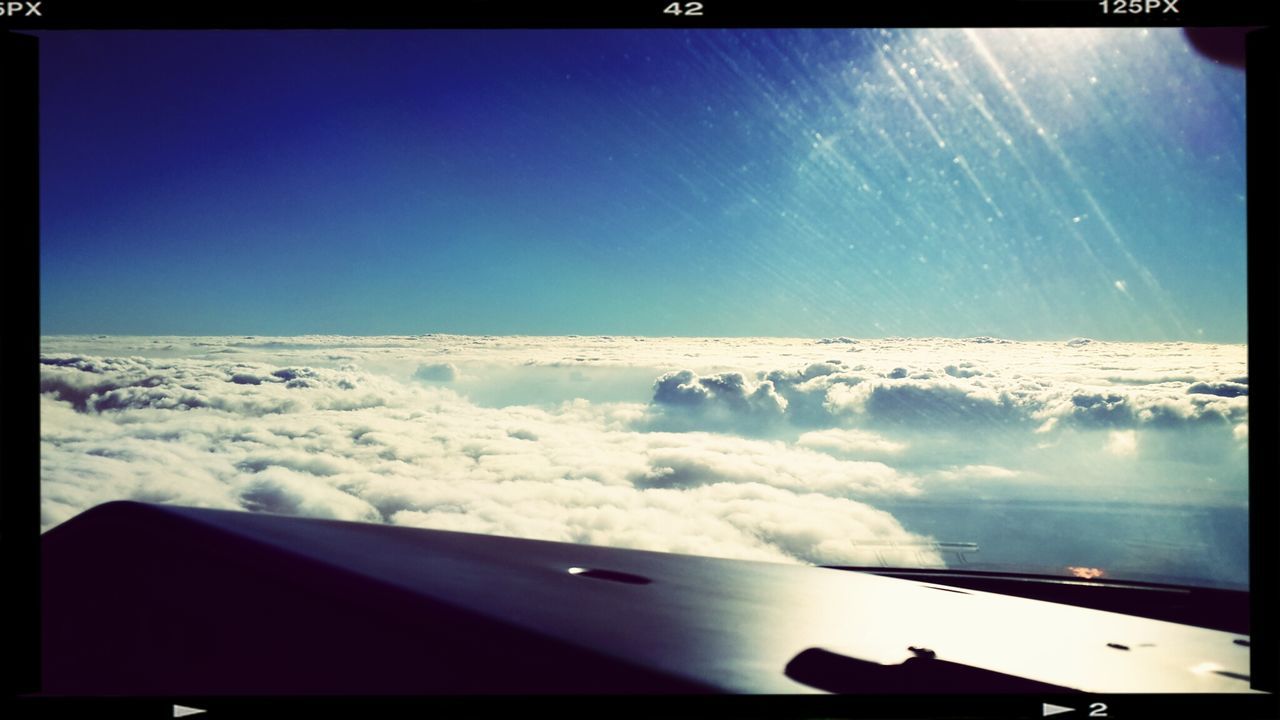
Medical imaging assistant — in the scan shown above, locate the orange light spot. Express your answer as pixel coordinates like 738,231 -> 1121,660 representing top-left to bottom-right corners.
1068,566 -> 1105,579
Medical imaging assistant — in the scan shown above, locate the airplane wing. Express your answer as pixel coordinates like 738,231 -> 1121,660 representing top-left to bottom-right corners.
40,501 -> 1255,694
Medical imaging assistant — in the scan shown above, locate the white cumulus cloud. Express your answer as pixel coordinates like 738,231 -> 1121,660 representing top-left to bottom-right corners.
39,335 -> 1248,574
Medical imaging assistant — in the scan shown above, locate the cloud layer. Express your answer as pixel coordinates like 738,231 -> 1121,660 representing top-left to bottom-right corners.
39,335 -> 1248,578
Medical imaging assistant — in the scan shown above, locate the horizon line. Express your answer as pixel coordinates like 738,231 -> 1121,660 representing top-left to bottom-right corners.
38,332 -> 1248,345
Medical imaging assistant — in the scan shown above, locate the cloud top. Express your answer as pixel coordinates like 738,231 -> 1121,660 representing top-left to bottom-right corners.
39,335 -> 1247,578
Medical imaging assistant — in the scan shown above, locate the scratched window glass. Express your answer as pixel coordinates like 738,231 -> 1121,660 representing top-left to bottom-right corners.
39,29 -> 1247,588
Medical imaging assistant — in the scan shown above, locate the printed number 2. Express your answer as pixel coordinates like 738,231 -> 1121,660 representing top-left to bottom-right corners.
663,2 -> 704,16
1090,703 -> 1109,717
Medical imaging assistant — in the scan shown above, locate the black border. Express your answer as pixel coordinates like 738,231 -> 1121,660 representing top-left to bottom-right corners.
2,26 -> 40,706
1245,24 -> 1276,701
5,1 -> 1277,717
0,0 -> 1271,29
9,694 -> 1280,719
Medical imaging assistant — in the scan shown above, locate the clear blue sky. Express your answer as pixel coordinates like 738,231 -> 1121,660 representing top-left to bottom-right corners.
37,29 -> 1247,340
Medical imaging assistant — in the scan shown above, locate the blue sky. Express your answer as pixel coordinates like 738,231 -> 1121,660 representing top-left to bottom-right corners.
37,29 -> 1247,340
